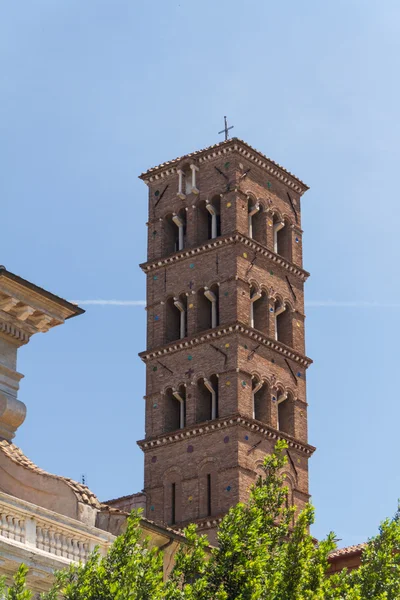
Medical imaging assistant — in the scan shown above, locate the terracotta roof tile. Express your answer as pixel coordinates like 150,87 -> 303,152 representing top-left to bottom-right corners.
139,137 -> 308,191
104,492 -> 145,505
0,439 -> 101,509
328,543 -> 366,559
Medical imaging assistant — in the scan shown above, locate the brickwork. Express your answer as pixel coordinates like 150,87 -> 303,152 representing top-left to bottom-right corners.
138,138 -> 314,539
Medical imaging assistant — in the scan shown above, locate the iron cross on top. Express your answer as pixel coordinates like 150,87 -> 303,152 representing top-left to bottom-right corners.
218,116 -> 234,141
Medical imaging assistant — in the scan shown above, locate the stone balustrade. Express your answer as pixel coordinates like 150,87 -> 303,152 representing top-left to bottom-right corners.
0,491 -> 114,565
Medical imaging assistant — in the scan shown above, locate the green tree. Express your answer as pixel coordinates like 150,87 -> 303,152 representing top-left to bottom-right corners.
0,564 -> 32,600
5,441 -> 400,599
41,511 -> 165,600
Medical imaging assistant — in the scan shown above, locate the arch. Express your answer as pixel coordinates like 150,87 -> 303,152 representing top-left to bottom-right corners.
274,300 -> 293,347
163,209 -> 186,256
196,197 -> 221,245
277,390 -> 295,436
252,377 -> 270,423
164,385 -> 186,433
254,459 -> 267,485
165,294 -> 187,343
197,284 -> 219,332
196,374 -> 218,423
247,195 -> 265,245
273,213 -> 292,260
281,469 -> 296,509
198,458 -> 219,518
163,467 -> 182,526
250,284 -> 269,334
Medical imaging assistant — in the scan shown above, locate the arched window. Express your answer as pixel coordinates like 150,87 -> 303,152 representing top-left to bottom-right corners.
283,473 -> 294,509
163,471 -> 182,526
248,198 -> 264,244
273,215 -> 292,260
165,295 -> 187,343
206,196 -> 221,239
199,463 -> 218,518
274,301 -> 292,347
277,391 -> 294,436
164,385 -> 186,432
197,285 -> 219,332
197,197 -> 221,245
250,286 -> 269,334
252,378 -> 269,422
164,210 -> 186,255
196,375 -> 218,423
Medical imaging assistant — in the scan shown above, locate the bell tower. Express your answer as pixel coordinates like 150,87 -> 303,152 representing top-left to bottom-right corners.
137,138 -> 315,543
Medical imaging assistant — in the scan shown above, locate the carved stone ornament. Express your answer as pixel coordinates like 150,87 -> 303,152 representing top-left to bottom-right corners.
0,392 -> 26,441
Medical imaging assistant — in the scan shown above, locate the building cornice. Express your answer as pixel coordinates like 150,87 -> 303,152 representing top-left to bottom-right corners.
0,318 -> 30,345
139,322 -> 312,367
140,233 -> 309,281
137,413 -> 316,456
139,138 -> 309,194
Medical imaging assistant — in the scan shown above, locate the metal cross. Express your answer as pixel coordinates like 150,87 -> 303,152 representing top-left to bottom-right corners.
218,116 -> 234,141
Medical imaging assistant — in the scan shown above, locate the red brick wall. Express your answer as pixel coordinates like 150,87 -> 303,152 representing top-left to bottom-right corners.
139,143 -> 312,536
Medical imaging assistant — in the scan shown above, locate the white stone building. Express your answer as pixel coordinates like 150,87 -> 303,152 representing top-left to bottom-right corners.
0,267 -> 183,594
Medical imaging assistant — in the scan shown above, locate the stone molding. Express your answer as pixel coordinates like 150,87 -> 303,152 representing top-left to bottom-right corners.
137,414 -> 316,456
140,322 -> 312,367
140,233 -> 309,281
0,318 -> 30,345
139,138 -> 308,194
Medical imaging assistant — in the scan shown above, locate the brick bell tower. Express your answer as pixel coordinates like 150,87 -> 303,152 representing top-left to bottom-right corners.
137,136 -> 315,543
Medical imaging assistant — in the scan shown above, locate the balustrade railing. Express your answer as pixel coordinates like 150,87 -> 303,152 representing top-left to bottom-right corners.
0,511 -> 25,543
0,492 -> 114,564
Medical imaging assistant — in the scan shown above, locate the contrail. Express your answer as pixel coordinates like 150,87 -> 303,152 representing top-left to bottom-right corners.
72,300 -> 146,306
306,301 -> 400,308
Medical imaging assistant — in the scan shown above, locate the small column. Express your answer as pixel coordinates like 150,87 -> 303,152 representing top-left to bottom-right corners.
177,170 -> 186,200
190,164 -> 199,194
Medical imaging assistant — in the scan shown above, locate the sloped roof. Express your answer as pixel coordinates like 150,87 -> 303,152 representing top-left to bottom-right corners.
0,439 -> 100,508
0,267 -> 84,319
328,542 -> 366,559
139,137 -> 308,191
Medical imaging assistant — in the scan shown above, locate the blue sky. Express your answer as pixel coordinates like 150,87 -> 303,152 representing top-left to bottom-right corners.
1,0 -> 400,548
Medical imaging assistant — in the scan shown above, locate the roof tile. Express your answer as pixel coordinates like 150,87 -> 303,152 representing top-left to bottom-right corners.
0,439 -> 101,509
139,137 -> 308,191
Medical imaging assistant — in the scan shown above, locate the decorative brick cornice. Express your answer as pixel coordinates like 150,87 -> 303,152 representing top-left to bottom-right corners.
139,322 -> 312,367
0,319 -> 30,345
140,233 -> 309,281
137,414 -> 316,456
139,138 -> 309,194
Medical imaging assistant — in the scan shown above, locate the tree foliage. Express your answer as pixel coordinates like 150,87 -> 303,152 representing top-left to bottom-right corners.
5,441 -> 400,599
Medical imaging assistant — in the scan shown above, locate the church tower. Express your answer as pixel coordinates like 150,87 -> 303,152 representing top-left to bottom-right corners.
137,137 -> 315,542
